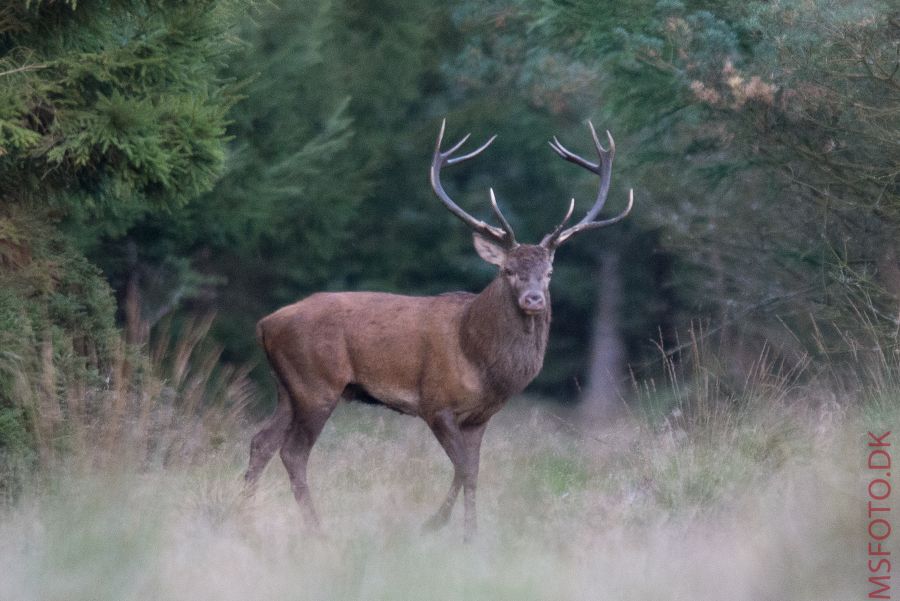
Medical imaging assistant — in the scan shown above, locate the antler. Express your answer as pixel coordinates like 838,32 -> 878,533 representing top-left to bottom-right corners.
430,119 -> 517,248
541,121 -> 633,248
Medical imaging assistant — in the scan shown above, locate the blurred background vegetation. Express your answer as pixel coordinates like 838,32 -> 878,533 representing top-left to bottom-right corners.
0,0 -> 897,481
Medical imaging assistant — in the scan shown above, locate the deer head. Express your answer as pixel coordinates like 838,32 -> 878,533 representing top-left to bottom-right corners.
430,119 -> 634,316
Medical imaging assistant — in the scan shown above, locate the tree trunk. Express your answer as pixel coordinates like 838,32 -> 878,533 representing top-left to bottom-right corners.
581,250 -> 625,421
124,240 -> 148,345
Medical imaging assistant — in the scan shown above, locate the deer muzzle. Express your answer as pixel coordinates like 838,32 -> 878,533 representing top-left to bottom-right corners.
519,291 -> 546,314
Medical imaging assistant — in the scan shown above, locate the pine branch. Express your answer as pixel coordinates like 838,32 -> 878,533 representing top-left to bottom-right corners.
0,63 -> 47,78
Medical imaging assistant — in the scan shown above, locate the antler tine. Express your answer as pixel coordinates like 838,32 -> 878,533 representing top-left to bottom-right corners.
543,121 -> 631,248
489,188 -> 517,245
539,198 -> 576,248
548,137 -> 598,172
554,189 -> 633,247
430,119 -> 515,247
435,119 -> 474,158
434,118 -> 447,154
580,123 -> 615,224
447,135 -> 497,165
587,120 -> 613,155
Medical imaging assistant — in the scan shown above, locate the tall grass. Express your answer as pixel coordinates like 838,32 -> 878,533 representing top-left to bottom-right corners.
0,320 -> 896,601
0,316 -> 255,490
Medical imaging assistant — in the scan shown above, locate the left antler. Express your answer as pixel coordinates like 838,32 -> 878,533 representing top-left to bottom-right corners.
541,121 -> 633,248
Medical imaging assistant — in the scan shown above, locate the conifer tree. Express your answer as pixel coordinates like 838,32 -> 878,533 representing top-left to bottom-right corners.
0,0 -> 247,476
528,0 -> 900,354
0,0 -> 244,223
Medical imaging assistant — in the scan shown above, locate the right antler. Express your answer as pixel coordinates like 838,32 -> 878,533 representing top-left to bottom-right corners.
541,121 -> 633,249
430,119 -> 518,248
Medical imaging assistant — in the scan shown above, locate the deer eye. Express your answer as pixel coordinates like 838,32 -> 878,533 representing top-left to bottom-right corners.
502,268 -> 514,276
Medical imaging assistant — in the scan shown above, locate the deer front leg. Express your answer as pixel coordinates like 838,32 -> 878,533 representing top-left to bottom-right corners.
460,422 -> 487,543
425,411 -> 487,541
423,472 -> 462,531
425,410 -> 465,531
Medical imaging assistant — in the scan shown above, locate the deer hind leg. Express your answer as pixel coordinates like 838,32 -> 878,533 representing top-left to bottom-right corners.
243,382 -> 292,494
280,402 -> 335,529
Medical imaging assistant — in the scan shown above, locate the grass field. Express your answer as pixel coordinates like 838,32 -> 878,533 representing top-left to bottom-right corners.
0,382 -> 888,601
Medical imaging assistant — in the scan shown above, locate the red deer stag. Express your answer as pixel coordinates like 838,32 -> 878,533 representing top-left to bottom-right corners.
244,120 -> 633,541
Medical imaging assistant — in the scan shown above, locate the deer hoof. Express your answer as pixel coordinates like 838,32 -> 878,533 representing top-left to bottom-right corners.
422,512 -> 451,532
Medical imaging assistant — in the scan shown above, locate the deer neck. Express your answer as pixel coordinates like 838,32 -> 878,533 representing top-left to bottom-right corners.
460,277 -> 550,398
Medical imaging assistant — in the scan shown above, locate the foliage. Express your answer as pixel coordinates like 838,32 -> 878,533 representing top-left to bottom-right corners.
439,5 -> 684,390
78,1 -> 454,370
518,0 -> 900,360
90,0 -> 679,396
0,307 -> 253,499
0,0 -> 682,401
0,209 -> 119,493
0,0 -> 245,231
3,0 -> 898,428
0,0 -> 248,480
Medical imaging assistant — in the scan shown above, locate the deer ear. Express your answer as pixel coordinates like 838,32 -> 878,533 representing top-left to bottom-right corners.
473,234 -> 507,266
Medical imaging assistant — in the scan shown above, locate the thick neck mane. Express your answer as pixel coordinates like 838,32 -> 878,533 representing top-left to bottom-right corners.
459,276 -> 550,399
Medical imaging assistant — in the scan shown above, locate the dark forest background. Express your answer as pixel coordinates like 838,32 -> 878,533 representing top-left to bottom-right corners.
1,0 -> 897,451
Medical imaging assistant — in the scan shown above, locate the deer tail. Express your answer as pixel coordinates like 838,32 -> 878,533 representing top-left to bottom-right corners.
255,319 -> 266,349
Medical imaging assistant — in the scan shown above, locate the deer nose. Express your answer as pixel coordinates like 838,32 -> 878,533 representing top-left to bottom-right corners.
519,292 -> 546,313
